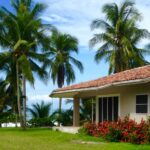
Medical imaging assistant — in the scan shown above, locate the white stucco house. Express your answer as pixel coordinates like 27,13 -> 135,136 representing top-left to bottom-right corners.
50,65 -> 150,126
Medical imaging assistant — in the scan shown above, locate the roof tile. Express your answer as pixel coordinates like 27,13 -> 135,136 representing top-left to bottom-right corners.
54,65 -> 150,92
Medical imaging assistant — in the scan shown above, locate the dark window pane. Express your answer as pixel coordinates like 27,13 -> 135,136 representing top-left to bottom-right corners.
113,97 -> 118,121
103,97 -> 107,121
99,98 -> 102,122
136,105 -> 147,113
108,97 -> 112,121
136,95 -> 148,104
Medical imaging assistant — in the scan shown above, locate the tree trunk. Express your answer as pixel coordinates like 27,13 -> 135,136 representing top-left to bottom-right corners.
16,61 -> 24,129
91,99 -> 94,123
22,76 -> 26,129
58,97 -> 62,126
59,98 -> 62,113
15,114 -> 18,127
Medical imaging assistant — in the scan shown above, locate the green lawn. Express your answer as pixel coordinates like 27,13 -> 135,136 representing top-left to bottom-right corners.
0,128 -> 150,150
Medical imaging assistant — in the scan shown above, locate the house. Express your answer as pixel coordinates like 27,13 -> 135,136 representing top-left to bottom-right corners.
50,65 -> 150,127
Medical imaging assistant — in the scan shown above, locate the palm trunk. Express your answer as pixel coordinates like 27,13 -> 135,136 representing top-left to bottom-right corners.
13,108 -> 18,128
15,114 -> 18,127
16,61 -> 24,129
59,98 -> 62,126
22,76 -> 26,129
91,99 -> 94,123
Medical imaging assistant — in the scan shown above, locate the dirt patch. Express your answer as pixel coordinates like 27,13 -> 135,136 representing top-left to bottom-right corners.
72,140 -> 105,145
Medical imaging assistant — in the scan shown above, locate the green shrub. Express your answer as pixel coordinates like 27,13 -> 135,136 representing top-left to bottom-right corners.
105,126 -> 122,142
28,117 -> 53,127
0,113 -> 16,123
129,133 -> 138,144
78,126 -> 88,135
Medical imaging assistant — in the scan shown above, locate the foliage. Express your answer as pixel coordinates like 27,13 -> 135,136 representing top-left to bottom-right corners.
105,126 -> 122,142
44,29 -> 83,125
45,29 -> 83,88
78,123 -> 89,135
66,98 -> 96,124
90,0 -> 150,74
0,0 -> 51,128
84,116 -> 150,144
0,0 -> 50,84
28,117 -> 53,127
28,101 -> 51,119
0,112 -> 17,124
80,99 -> 95,123
51,109 -> 73,126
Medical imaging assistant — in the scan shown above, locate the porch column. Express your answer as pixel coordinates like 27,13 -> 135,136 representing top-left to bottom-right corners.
73,97 -> 80,127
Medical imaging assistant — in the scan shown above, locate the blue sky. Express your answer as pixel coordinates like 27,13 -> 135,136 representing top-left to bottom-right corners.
0,0 -> 150,112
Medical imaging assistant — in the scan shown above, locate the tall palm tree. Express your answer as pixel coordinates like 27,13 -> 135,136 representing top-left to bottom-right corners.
90,0 -> 150,74
0,53 -> 23,126
45,29 -> 83,122
28,101 -> 51,119
0,0 -> 51,129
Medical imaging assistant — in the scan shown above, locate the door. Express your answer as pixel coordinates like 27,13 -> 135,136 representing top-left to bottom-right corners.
99,96 -> 119,122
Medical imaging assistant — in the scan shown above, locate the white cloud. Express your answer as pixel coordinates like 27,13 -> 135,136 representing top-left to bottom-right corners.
29,94 -> 51,101
34,0 -> 150,48
41,14 -> 71,24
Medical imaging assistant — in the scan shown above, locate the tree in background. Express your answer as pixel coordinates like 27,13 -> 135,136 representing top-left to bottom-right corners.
51,109 -> 73,126
0,0 -> 51,129
29,101 -> 51,118
45,29 -> 83,125
28,101 -> 53,127
65,98 -> 96,125
90,0 -> 150,74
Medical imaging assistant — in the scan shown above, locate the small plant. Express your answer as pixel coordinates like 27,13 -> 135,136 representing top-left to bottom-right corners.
78,123 -> 89,135
129,133 -> 138,144
106,126 -> 122,142
28,117 -> 53,127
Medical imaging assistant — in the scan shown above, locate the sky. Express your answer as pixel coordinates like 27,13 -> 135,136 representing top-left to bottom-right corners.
0,0 -> 150,112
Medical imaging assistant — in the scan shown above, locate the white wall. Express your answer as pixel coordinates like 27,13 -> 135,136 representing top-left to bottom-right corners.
2,122 -> 21,127
95,82 -> 150,123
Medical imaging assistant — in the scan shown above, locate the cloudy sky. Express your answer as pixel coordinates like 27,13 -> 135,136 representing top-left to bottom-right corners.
1,0 -> 150,111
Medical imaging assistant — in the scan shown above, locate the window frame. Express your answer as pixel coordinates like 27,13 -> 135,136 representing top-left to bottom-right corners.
135,94 -> 149,114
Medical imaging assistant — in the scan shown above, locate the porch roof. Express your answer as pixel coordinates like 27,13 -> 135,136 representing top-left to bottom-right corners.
50,65 -> 150,98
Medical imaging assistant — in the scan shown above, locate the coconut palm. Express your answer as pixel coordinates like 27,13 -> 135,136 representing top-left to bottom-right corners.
45,29 -> 83,121
0,53 -> 23,125
28,101 -> 51,118
90,0 -> 150,74
51,109 -> 73,126
0,0 -> 51,129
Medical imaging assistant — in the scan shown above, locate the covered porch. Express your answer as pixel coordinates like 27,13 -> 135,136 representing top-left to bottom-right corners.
51,93 -> 96,127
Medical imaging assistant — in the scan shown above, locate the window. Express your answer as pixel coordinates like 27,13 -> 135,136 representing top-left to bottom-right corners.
99,96 -> 119,122
136,95 -> 148,113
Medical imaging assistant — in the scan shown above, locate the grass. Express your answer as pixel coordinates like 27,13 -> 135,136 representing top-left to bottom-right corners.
0,128 -> 150,150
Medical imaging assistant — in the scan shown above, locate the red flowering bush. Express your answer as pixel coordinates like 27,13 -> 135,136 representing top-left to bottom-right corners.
83,116 -> 150,144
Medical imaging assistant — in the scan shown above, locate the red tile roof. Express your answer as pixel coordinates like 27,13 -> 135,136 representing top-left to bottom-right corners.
53,65 -> 150,93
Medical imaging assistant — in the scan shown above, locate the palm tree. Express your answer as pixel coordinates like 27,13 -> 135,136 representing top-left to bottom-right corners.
45,29 -> 83,122
90,0 -> 150,74
0,54 -> 23,126
0,0 -> 51,129
51,109 -> 73,126
28,101 -> 51,118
